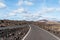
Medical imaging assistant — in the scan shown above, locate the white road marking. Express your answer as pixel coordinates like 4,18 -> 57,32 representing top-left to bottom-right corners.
22,25 -> 31,40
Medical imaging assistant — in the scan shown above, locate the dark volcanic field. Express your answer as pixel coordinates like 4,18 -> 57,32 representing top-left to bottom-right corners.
0,20 -> 60,39
0,20 -> 29,40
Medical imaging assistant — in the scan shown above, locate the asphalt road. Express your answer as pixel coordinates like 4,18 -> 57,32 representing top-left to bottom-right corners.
24,25 -> 60,40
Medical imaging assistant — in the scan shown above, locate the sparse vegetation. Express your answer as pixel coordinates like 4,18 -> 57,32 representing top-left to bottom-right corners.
0,20 -> 30,40
0,19 -> 60,39
0,26 -> 29,40
33,20 -> 60,38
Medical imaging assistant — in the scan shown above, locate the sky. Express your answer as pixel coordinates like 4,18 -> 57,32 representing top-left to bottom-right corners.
0,0 -> 60,21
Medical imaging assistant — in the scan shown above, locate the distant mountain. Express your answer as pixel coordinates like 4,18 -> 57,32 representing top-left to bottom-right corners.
37,19 -> 48,22
37,19 -> 60,24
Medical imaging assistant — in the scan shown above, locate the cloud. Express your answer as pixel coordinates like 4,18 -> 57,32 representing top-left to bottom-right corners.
37,7 -> 55,14
6,7 -> 56,21
6,8 -> 25,17
0,2 -> 6,8
55,8 -> 60,11
5,6 -> 60,21
35,7 -> 60,15
17,0 -> 23,6
17,0 -> 33,6
24,1 -> 33,6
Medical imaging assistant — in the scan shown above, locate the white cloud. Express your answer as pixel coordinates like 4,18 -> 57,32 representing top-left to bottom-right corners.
8,7 -> 55,20
6,8 -> 25,17
31,7 -> 60,21
0,2 -> 6,8
55,8 -> 60,11
15,8 -> 24,13
17,0 -> 23,6
6,6 -> 60,21
17,0 -> 33,6
24,1 -> 33,6
35,7 -> 60,15
35,7 -> 59,16
39,7 -> 55,14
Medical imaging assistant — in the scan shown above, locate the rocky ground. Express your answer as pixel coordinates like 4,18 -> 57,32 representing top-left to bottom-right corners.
0,20 -> 29,40
0,19 -> 60,39
33,20 -> 60,38
0,26 -> 29,40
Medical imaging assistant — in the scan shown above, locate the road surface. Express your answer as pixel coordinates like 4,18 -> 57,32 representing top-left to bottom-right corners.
0,25 -> 60,40
24,25 -> 60,40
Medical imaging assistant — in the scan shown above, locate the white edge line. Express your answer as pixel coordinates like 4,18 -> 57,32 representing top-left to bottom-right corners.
38,26 -> 60,40
22,25 -> 31,40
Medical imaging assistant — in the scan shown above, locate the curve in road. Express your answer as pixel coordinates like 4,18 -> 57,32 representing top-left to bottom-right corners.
23,25 -> 60,40
22,25 -> 31,40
